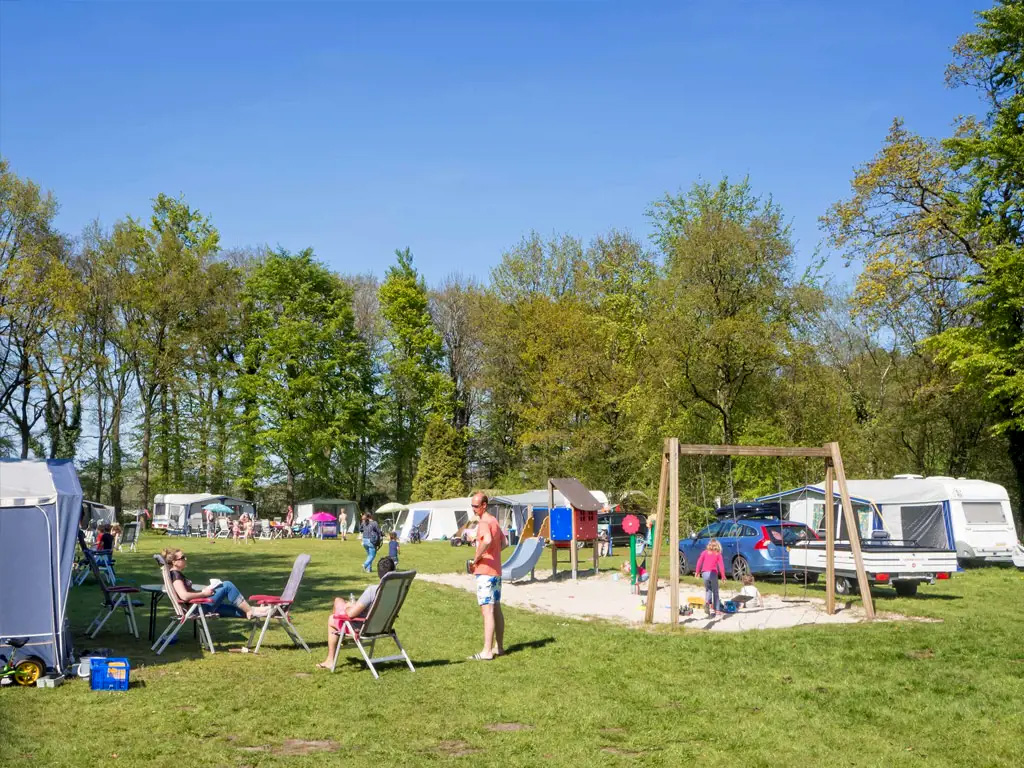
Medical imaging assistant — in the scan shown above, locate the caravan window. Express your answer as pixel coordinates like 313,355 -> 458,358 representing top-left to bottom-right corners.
811,503 -> 825,531
454,510 -> 469,529
962,502 -> 1006,526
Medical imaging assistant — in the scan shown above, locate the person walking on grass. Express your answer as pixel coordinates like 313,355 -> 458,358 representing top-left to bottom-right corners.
468,492 -> 505,661
360,513 -> 382,573
339,509 -> 348,541
695,538 -> 726,618
206,507 -> 216,543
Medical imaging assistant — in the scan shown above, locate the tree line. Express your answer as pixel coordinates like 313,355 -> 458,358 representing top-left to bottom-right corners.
1,2 -> 1020,526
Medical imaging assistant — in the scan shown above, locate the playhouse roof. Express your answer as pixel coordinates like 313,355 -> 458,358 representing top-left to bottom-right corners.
549,478 -> 603,512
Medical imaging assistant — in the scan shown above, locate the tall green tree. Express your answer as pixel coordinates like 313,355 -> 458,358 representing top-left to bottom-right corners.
411,416 -> 467,500
647,178 -> 815,445
238,248 -> 374,507
378,248 -> 449,502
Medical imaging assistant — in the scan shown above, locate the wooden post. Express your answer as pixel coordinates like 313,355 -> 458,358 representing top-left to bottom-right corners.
643,444 -> 670,624
829,442 -> 875,620
548,483 -> 557,577
824,459 -> 835,615
570,506 -> 579,581
668,437 -> 680,625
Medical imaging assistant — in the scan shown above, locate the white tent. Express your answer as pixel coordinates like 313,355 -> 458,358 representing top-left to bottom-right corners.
395,497 -> 474,541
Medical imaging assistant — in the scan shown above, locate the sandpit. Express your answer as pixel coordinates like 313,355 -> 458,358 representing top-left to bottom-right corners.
419,570 -> 874,632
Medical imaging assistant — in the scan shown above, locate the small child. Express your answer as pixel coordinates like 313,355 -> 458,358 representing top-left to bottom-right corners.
111,522 -> 124,551
739,573 -> 764,608
388,531 -> 400,567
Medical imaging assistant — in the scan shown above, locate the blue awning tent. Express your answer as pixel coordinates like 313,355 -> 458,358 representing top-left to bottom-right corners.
0,460 -> 83,674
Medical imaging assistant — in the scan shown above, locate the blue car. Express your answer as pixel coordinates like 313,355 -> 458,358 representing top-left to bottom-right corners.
679,513 -> 819,582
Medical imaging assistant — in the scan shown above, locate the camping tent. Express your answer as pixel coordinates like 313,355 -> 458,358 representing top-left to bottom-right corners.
0,459 -> 83,675
153,493 -> 255,534
395,497 -> 473,541
82,500 -> 115,527
295,498 -> 359,532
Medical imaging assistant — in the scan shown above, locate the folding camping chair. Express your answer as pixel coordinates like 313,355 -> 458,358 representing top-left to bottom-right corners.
151,554 -> 219,654
120,522 -> 139,553
245,553 -> 312,654
257,520 -> 272,541
80,532 -> 142,639
329,570 -> 416,678
73,534 -> 117,587
216,518 -> 230,538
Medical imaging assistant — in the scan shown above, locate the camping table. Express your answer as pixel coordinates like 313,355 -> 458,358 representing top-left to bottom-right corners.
141,584 -> 166,642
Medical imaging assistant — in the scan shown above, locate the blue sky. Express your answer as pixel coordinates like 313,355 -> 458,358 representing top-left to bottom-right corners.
1,1 -> 984,285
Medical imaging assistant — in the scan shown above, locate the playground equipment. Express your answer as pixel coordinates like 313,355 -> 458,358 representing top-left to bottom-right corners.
546,478 -> 602,580
644,439 -> 875,625
502,536 -> 546,582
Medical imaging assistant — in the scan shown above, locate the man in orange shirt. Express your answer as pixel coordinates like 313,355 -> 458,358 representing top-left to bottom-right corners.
469,492 -> 505,660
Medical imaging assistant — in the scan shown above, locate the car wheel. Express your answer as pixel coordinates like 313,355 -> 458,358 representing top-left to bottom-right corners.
731,556 -> 751,582
835,576 -> 857,596
894,581 -> 918,597
679,552 -> 689,575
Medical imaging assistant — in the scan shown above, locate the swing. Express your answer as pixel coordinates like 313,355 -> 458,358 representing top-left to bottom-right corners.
780,457 -> 812,604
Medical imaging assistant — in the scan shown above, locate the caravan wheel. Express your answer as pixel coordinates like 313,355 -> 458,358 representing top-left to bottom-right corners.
834,576 -> 857,596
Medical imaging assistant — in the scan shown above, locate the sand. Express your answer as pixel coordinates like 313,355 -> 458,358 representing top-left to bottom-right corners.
418,570 -> 873,632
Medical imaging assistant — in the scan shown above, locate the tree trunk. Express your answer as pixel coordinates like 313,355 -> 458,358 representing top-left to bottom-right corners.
159,387 -> 170,487
1006,427 -> 1024,533
140,391 -> 153,513
171,392 -> 183,487
110,397 -> 123,517
94,374 -> 106,502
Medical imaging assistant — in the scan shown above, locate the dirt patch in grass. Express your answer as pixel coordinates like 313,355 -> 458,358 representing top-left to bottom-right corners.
905,648 -> 935,660
485,723 -> 534,732
293,672 -> 313,678
433,740 -> 482,757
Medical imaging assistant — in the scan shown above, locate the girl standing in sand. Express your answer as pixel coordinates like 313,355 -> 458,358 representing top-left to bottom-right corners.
694,539 -> 726,617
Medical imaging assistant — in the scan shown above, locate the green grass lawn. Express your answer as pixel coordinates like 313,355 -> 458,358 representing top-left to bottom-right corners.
2,535 -> 1022,767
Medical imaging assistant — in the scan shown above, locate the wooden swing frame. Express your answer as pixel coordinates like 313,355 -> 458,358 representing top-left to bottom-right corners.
643,439 -> 875,625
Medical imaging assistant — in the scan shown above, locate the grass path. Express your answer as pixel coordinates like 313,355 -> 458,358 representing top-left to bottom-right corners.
1,535 -> 1022,767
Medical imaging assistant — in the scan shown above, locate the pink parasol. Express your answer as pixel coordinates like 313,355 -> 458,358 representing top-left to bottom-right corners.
310,511 -> 336,522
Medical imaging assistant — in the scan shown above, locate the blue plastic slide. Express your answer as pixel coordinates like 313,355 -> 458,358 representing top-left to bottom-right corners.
502,536 -> 546,582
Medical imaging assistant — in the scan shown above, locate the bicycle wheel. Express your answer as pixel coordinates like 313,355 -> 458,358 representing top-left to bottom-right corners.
14,659 -> 43,686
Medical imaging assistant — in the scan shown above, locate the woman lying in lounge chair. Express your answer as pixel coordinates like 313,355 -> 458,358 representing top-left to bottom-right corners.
160,547 -> 271,619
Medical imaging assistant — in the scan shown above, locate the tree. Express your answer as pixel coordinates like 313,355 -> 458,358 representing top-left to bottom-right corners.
238,248 -> 374,507
825,1 -> 1024,513
378,248 -> 449,502
647,178 -> 814,445
411,417 -> 467,500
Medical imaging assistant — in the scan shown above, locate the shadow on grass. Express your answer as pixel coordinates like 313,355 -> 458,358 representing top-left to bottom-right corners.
332,656 -> 459,672
502,636 -> 556,655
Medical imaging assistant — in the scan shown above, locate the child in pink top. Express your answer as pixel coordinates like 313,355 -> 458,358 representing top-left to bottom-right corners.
694,539 -> 726,617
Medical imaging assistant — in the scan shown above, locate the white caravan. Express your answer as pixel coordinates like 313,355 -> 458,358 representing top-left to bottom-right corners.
763,476 -> 1019,564
152,493 -> 255,533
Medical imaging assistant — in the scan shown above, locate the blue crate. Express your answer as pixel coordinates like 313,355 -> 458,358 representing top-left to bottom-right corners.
90,657 -> 130,691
